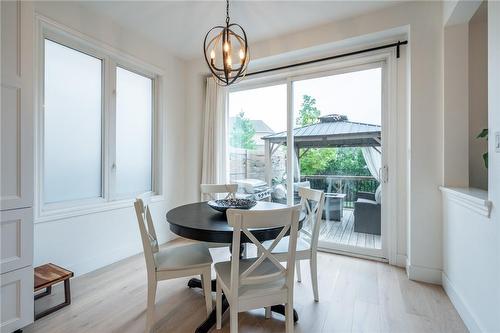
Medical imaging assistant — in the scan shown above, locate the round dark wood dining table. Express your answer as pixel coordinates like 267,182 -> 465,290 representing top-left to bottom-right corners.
166,201 -> 303,333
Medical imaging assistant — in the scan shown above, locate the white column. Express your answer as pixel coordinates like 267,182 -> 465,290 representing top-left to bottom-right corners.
286,80 -> 294,205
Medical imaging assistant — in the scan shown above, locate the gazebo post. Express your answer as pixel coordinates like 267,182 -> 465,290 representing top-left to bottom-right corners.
264,140 -> 272,186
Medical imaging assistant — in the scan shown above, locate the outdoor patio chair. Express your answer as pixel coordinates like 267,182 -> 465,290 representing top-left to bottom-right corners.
353,190 -> 381,235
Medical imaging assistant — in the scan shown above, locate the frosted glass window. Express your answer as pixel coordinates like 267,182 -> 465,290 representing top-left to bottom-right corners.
43,39 -> 102,203
115,67 -> 153,196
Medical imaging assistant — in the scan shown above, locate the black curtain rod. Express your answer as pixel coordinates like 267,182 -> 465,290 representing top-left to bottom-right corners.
246,40 -> 408,77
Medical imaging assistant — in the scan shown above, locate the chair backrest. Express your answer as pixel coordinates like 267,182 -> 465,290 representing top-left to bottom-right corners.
226,205 -> 301,295
200,183 -> 238,200
134,198 -> 159,276
298,187 -> 325,252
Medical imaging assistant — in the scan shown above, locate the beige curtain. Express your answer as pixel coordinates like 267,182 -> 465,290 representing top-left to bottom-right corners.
201,77 -> 228,198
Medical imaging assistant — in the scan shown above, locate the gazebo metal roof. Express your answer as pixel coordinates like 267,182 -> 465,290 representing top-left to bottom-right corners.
262,114 -> 381,148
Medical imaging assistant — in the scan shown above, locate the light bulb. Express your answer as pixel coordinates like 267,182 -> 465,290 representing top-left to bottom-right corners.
226,55 -> 232,68
223,42 -> 229,52
239,48 -> 245,60
210,49 -> 215,59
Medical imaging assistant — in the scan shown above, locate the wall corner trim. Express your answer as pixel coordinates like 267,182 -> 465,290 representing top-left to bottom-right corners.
442,272 -> 483,333
440,186 -> 492,217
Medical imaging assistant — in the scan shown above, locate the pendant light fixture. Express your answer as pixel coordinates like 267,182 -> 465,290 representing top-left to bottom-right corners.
203,0 -> 249,86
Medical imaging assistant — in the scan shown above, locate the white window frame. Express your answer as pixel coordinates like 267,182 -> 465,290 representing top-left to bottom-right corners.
34,15 -> 165,223
227,48 -> 399,263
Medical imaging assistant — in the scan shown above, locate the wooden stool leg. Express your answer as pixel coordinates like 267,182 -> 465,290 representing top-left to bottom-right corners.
34,279 -> 72,320
64,279 -> 71,305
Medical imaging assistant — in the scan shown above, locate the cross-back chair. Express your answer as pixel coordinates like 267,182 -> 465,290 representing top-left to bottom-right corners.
134,198 -> 213,332
215,205 -> 301,333
200,184 -> 239,251
200,183 -> 238,201
263,187 -> 325,302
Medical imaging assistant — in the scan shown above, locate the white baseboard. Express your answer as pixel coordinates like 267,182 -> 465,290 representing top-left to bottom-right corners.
406,263 -> 442,284
442,272 -> 482,333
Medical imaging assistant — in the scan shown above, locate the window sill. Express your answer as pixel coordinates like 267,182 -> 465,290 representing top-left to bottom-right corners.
439,186 -> 492,218
34,195 -> 164,224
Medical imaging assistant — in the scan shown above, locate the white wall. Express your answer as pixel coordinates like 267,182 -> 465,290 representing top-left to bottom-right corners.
468,3 -> 488,190
184,61 -> 207,204
32,2 -> 187,276
487,1 -> 500,328
185,1 -> 444,281
443,23 -> 469,187
440,1 -> 500,331
442,193 -> 498,332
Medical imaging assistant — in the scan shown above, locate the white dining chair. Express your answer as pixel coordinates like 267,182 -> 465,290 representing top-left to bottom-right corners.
200,183 -> 239,251
134,198 -> 213,332
263,187 -> 325,302
215,205 -> 301,333
200,183 -> 238,201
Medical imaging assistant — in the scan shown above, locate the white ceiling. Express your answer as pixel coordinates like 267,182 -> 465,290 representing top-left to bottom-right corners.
80,1 -> 403,59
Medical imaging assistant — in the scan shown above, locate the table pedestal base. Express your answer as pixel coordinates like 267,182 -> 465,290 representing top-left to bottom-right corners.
188,278 -> 298,333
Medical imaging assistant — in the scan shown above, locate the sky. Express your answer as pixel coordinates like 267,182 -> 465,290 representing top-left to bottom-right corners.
228,67 -> 382,134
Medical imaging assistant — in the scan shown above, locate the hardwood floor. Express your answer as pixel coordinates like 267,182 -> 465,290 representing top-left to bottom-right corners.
25,240 -> 466,333
303,209 -> 382,250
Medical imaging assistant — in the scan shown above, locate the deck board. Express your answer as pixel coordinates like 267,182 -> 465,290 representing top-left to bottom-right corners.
304,209 -> 382,250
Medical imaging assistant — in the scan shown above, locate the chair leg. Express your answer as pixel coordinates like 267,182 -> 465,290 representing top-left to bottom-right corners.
296,260 -> 302,283
216,279 -> 222,330
146,280 -> 157,332
310,256 -> 319,302
285,299 -> 294,333
201,270 -> 212,315
230,306 -> 238,333
265,306 -> 271,319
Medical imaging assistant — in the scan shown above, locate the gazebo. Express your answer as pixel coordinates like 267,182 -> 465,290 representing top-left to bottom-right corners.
261,114 -> 381,184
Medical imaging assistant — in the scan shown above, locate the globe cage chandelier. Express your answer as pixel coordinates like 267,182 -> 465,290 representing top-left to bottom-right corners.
203,0 -> 249,86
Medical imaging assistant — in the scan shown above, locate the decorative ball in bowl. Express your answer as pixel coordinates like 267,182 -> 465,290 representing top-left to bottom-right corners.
207,198 -> 257,213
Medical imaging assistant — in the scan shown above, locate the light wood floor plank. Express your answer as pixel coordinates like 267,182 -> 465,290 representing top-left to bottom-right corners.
25,240 -> 467,333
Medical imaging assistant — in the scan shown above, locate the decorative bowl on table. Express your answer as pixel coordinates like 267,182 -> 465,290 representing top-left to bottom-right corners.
207,198 -> 257,213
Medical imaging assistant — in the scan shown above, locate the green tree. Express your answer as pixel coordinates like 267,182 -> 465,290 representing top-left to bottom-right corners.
324,148 -> 370,176
296,95 -> 320,126
296,95 -> 334,174
230,111 -> 256,149
300,148 -> 336,175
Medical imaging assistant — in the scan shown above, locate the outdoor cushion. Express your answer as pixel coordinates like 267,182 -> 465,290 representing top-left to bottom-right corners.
357,198 -> 377,204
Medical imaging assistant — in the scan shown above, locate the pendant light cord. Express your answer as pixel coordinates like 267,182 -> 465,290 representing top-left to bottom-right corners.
226,0 -> 230,25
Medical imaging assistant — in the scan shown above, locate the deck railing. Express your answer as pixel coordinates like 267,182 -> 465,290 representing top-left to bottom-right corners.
301,175 -> 379,208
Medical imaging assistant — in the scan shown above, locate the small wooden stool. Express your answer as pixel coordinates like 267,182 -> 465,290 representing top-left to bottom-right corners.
34,263 -> 74,320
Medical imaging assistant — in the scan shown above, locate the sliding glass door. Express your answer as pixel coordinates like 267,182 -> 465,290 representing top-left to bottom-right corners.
228,58 -> 389,259
292,65 -> 385,258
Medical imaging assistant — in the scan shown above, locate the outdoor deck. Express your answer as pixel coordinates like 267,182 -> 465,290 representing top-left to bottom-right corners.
304,208 -> 382,250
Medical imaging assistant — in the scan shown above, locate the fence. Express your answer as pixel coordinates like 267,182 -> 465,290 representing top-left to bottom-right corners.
301,175 -> 379,208
229,146 -> 286,183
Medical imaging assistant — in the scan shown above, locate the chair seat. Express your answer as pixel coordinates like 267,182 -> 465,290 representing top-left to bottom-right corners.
263,237 -> 311,258
214,258 -> 287,299
155,242 -> 213,271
